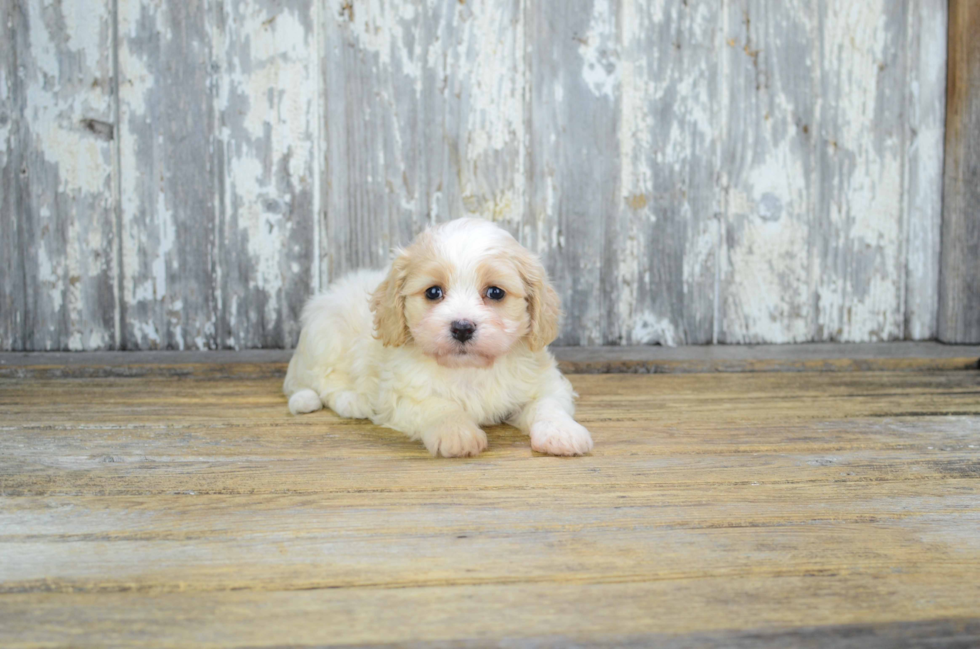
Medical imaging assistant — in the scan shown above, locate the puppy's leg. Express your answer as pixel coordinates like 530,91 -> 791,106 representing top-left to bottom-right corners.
324,389 -> 373,419
511,397 -> 593,456
288,389 -> 323,415
421,415 -> 487,458
287,368 -> 372,419
378,395 -> 487,458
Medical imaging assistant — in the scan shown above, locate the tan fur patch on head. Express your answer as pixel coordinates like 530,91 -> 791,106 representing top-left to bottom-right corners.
476,258 -> 526,299
475,256 -> 528,330
370,252 -> 411,347
508,243 -> 560,351
373,224 -> 559,351
399,234 -> 455,330
402,257 -> 453,298
372,231 -> 458,346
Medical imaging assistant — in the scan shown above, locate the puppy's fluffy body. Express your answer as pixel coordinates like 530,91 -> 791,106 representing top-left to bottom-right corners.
284,218 -> 593,457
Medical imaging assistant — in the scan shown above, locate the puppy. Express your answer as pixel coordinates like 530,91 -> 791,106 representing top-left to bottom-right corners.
283,218 -> 594,457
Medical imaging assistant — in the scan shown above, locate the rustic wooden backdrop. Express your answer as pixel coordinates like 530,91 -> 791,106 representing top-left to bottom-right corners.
0,0 -> 952,350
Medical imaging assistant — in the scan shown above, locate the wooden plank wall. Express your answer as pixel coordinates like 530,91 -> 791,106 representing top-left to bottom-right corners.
2,0 -> 118,351
0,0 -> 951,350
939,0 -> 980,343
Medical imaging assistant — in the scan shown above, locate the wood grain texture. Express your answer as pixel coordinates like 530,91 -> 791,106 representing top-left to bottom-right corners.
214,0 -> 318,349
612,0 -> 719,345
1,0 -> 117,351
720,1 -> 947,344
0,0 -> 21,350
418,0 -> 527,237
815,0 -> 913,343
526,0 -> 722,346
117,0 -> 218,350
1,368 -> 979,646
939,0 -> 980,343
526,0 -> 615,346
718,0 -> 816,343
320,0 -> 527,281
320,0 -> 420,278
0,0 -> 954,350
3,342 -> 979,378
904,0 -> 947,341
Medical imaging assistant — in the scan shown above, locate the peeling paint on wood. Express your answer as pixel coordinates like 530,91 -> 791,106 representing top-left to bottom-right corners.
813,0 -> 909,343
1,0 -> 21,350
613,0 -> 720,346
0,0 -> 952,350
719,0 -> 946,345
905,0 -> 947,341
117,0 -> 218,350
214,0 -> 318,349
527,0 -> 616,346
320,0 -> 527,282
2,0 -> 117,351
718,0 -> 816,344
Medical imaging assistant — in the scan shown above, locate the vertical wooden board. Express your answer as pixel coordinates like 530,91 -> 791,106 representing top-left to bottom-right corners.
717,1 -> 817,343
214,0 -> 318,349
117,0 -> 217,350
320,0 -> 527,285
0,0 -> 22,349
903,0 -> 946,341
417,0 -> 527,238
4,0 -> 117,350
939,0 -> 980,343
611,0 -> 720,346
812,0 -> 909,342
526,0 -> 618,346
320,0 -> 422,281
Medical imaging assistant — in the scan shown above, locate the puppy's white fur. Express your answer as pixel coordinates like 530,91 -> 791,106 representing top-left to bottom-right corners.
283,218 -> 594,457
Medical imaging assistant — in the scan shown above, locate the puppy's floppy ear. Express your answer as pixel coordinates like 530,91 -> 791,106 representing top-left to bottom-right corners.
514,246 -> 561,351
371,250 -> 411,347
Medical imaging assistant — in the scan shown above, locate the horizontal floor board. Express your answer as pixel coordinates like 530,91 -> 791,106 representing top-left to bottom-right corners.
2,579 -> 979,647
1,342 -> 978,378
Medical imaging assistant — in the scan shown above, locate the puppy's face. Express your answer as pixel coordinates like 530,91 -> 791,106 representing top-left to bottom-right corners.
371,219 -> 560,368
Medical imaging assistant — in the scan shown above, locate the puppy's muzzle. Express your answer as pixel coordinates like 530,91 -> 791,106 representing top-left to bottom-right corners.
450,320 -> 476,343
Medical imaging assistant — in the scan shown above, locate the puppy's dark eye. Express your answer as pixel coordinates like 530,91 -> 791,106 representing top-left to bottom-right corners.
425,286 -> 444,301
486,286 -> 505,301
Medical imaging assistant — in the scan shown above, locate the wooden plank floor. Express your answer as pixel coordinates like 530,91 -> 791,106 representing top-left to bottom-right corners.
1,365 -> 980,646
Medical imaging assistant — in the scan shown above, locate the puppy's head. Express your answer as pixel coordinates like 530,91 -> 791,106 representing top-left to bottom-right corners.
371,218 -> 560,368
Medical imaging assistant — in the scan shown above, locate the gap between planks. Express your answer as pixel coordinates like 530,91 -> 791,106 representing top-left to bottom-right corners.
0,342 -> 978,379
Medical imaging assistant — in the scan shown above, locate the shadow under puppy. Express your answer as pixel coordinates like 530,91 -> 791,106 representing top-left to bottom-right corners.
284,218 -> 594,457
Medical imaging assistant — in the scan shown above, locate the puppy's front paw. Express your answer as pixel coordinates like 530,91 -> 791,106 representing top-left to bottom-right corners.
422,419 -> 488,458
327,390 -> 373,419
530,417 -> 594,456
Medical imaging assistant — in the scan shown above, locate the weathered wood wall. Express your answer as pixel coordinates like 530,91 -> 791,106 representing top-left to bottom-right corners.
0,0 -> 950,350
939,0 -> 980,344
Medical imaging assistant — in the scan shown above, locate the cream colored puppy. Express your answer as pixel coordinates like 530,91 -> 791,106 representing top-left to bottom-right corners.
283,218 -> 593,458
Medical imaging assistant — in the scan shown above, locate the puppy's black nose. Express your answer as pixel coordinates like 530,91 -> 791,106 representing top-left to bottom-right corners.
450,320 -> 476,343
